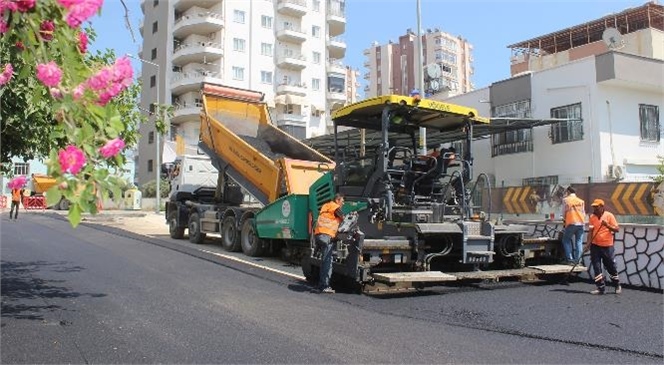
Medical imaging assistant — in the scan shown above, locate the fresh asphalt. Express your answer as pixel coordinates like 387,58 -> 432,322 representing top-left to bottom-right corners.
1,213 -> 662,364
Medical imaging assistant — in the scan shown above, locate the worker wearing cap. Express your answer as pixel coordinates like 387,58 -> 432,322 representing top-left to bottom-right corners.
314,193 -> 346,294
586,199 -> 621,295
561,186 -> 586,264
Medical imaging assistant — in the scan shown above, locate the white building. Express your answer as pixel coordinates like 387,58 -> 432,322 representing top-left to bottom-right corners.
440,2 -> 663,187
137,0 -> 353,185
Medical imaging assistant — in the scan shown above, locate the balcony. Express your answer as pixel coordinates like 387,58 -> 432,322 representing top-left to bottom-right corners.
277,0 -> 306,17
173,11 -> 224,38
173,0 -> 219,12
276,82 -> 307,96
327,89 -> 346,105
171,101 -> 202,124
172,42 -> 223,66
170,70 -> 223,95
327,7 -> 346,37
363,72 -> 370,80
327,36 -> 346,59
275,113 -> 307,127
276,25 -> 307,44
327,59 -> 345,74
277,53 -> 307,70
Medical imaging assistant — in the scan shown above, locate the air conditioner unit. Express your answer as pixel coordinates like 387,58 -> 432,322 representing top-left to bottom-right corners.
608,164 -> 625,180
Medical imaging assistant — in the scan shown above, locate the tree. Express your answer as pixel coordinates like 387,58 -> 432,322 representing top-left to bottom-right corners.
654,156 -> 664,184
0,0 -> 166,226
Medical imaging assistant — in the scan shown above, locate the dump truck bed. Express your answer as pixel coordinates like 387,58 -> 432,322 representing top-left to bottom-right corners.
199,83 -> 333,205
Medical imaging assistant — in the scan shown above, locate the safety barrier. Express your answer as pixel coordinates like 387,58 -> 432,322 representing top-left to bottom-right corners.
22,196 -> 46,210
0,195 -> 6,209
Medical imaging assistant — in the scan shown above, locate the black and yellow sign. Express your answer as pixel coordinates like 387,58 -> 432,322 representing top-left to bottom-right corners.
502,186 -> 535,214
610,183 -> 654,215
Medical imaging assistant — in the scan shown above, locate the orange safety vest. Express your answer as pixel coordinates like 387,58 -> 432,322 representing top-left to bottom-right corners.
563,194 -> 585,226
589,212 -> 618,247
11,189 -> 22,202
314,201 -> 342,237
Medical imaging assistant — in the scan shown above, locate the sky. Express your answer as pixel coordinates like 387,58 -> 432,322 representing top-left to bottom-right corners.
90,0 -> 648,93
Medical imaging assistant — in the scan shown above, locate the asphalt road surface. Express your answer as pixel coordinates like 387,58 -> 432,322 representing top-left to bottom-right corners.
1,214 -> 662,364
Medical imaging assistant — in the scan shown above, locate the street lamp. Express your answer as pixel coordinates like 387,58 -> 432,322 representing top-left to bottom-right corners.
128,54 -> 161,214
416,0 -> 426,155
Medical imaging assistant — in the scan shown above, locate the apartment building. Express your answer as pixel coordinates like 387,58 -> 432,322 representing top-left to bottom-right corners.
439,1 -> 663,187
136,0 -> 352,185
362,28 -> 474,98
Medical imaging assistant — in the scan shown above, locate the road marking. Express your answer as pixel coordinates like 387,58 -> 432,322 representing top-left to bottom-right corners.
199,249 -> 306,281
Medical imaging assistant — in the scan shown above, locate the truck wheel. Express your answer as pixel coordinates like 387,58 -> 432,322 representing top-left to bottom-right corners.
169,210 -> 185,239
188,212 -> 206,244
58,198 -> 70,211
221,216 -> 241,252
240,218 -> 264,257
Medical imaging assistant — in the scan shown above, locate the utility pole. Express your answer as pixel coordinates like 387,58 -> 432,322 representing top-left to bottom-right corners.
416,0 -> 426,155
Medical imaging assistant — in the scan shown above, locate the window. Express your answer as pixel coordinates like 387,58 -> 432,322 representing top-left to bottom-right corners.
233,38 -> 246,52
13,162 -> 29,176
148,131 -> 154,144
261,15 -> 272,28
328,75 -> 344,93
312,25 -> 321,38
550,103 -> 583,144
149,103 -> 156,114
150,75 -> 156,88
312,51 -> 321,64
491,100 -> 533,156
151,48 -> 157,60
153,0 -> 158,6
260,42 -> 273,56
313,0 -> 320,11
147,159 -> 154,172
232,66 -> 244,80
152,21 -> 158,34
639,104 -> 660,143
312,78 -> 320,91
233,10 -> 245,23
261,71 -> 273,84
280,125 -> 306,140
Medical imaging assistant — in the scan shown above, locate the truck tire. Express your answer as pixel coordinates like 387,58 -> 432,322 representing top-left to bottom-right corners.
188,212 -> 206,244
169,210 -> 185,239
58,198 -> 70,211
221,215 -> 241,252
240,218 -> 264,257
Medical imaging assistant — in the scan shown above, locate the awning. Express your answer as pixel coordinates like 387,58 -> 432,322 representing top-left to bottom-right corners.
311,104 -> 326,112
274,94 -> 305,105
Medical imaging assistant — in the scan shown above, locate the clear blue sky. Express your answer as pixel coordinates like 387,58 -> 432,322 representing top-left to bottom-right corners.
91,0 -> 646,91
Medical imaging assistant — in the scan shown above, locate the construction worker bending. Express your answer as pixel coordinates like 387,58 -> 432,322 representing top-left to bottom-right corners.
586,199 -> 621,295
314,193 -> 348,294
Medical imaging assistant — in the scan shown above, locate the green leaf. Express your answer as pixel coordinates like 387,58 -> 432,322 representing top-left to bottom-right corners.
45,185 -> 63,207
68,203 -> 82,228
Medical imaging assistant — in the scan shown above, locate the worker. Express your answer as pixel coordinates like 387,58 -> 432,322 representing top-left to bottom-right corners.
561,186 -> 586,265
586,199 -> 621,295
9,186 -> 24,220
314,193 -> 348,294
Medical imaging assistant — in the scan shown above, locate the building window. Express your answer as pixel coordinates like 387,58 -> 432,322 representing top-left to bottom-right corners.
233,10 -> 245,23
261,71 -> 273,84
150,75 -> 156,88
152,21 -> 158,34
279,125 -> 306,140
328,75 -> 344,93
261,15 -> 272,28
233,38 -> 246,52
491,100 -> 533,157
13,162 -> 29,176
148,131 -> 154,144
639,104 -> 660,143
312,51 -> 321,64
232,66 -> 244,80
312,78 -> 320,91
312,25 -> 321,38
147,159 -> 154,172
260,42 -> 273,56
550,103 -> 583,144
313,0 -> 320,11
153,0 -> 158,6
151,48 -> 157,60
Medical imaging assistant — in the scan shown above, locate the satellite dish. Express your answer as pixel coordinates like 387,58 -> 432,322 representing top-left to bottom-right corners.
429,79 -> 440,92
602,28 -> 625,50
425,63 -> 441,79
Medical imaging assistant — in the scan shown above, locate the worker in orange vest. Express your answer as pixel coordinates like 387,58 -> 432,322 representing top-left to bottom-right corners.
586,199 -> 621,295
9,187 -> 24,220
561,186 -> 586,264
314,193 -> 349,294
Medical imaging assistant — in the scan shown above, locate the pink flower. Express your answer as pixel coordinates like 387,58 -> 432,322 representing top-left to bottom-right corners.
78,31 -> 88,53
59,0 -> 104,28
0,20 -> 7,34
58,145 -> 86,174
99,138 -> 125,158
15,0 -> 35,12
85,56 -> 134,105
0,63 -> 13,85
36,62 -> 62,87
39,20 -> 55,41
0,0 -> 18,13
7,176 -> 27,189
72,84 -> 85,99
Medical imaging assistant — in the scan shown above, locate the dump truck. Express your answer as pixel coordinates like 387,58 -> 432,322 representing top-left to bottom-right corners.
30,174 -> 70,210
168,84 -> 581,293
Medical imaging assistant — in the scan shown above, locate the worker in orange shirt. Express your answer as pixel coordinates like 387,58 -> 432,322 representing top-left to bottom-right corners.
561,186 -> 586,264
314,193 -> 347,294
9,186 -> 24,220
586,199 -> 621,295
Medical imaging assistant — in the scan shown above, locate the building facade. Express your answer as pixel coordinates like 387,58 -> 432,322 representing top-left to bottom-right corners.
362,28 -> 474,98
137,0 -> 353,185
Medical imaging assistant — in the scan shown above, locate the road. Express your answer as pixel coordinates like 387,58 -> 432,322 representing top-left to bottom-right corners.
1,213 -> 662,364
